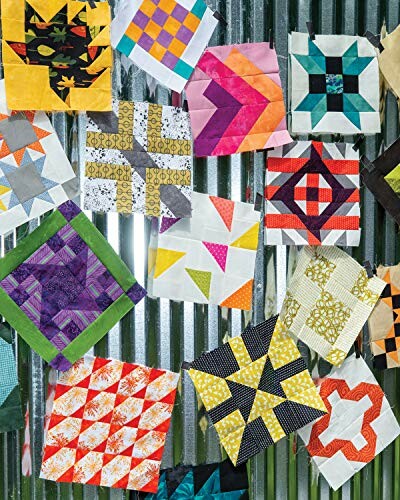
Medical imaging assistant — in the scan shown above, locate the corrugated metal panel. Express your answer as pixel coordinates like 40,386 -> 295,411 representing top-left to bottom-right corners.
1,0 -> 400,499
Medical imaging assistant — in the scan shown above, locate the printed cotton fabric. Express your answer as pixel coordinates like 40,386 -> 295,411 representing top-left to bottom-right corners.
290,32 -> 380,134
280,246 -> 386,367
85,99 -> 192,218
265,140 -> 360,246
186,315 -> 327,466
40,356 -> 179,492
0,80 -> 78,235
138,459 -> 249,499
379,24 -> 400,100
368,264 -> 400,370
111,0 -> 218,93
0,201 -> 146,371
1,0 -> 112,111
0,326 -> 24,433
148,191 -> 261,310
186,42 -> 292,157
297,354 -> 400,491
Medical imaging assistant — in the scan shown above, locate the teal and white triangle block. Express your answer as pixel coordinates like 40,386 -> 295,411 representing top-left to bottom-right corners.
289,32 -> 380,135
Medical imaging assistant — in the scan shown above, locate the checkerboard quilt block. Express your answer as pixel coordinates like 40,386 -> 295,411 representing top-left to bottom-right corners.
0,80 -> 79,235
297,354 -> 400,491
85,99 -> 192,218
1,0 -> 112,111
186,42 -> 292,157
0,201 -> 146,371
148,192 -> 261,310
186,316 -> 327,466
139,459 -> 249,499
280,246 -> 386,367
40,356 -> 179,492
265,140 -> 361,246
0,326 -> 24,433
111,0 -> 218,93
368,264 -> 400,370
290,32 -> 380,134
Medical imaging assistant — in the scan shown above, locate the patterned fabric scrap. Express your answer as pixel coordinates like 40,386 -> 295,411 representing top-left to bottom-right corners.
1,0 -> 112,111
265,140 -> 360,246
186,42 -> 292,157
290,32 -> 380,134
138,459 -> 249,499
186,315 -> 327,465
368,264 -> 400,370
0,80 -> 79,235
85,99 -> 192,218
378,24 -> 400,100
40,356 -> 179,492
148,191 -> 261,310
0,201 -> 146,371
298,354 -> 400,490
0,326 -> 24,432
111,0 -> 218,93
279,246 -> 386,367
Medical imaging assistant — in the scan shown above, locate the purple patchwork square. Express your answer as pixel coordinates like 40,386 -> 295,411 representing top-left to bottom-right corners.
152,7 -> 169,25
161,51 -> 179,69
176,24 -> 193,44
47,233 -> 65,253
68,234 -> 87,255
11,266 -> 31,284
10,288 -> 29,306
138,32 -> 155,51
132,10 -> 150,30
58,201 -> 80,222
98,270 -> 113,288
157,29 -> 174,48
95,292 -> 113,311
171,3 -> 188,22
62,321 -> 81,342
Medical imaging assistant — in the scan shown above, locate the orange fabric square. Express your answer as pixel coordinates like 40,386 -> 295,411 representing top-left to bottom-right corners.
163,16 -> 181,36
146,20 -> 162,39
149,42 -> 167,61
168,37 -> 186,57
157,0 -> 177,15
139,0 -> 158,18
183,12 -> 201,31
125,22 -> 143,43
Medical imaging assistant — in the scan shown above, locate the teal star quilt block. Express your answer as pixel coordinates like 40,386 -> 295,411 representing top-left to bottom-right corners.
290,32 -> 380,134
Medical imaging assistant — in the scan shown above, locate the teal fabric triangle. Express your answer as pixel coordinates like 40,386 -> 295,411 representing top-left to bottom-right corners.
342,41 -> 359,57
294,54 -> 326,74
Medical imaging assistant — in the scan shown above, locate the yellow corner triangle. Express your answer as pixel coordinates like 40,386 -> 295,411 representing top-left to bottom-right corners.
86,47 -> 113,73
88,26 -> 111,47
230,223 -> 259,250
154,249 -> 186,278
68,0 -> 86,23
87,2 -> 111,26
27,0 -> 68,23
2,41 -> 25,65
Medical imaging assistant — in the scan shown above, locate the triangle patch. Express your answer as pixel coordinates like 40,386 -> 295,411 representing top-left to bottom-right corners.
231,223 -> 259,250
185,268 -> 212,299
220,279 -> 253,310
154,249 -> 186,278
209,195 -> 235,231
202,241 -> 228,271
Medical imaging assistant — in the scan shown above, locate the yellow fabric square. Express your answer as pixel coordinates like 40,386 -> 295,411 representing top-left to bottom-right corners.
149,41 -> 168,61
168,37 -> 186,57
146,20 -> 163,40
125,22 -> 143,43
163,16 -> 181,36
139,0 -> 158,18
158,0 -> 177,15
183,12 -> 201,31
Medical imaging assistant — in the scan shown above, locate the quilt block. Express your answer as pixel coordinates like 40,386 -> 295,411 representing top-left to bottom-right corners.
265,140 -> 360,246
186,42 -> 292,157
0,325 -> 24,433
40,356 -> 179,492
0,80 -> 79,235
368,264 -> 400,370
0,201 -> 146,371
280,246 -> 386,367
148,191 -> 261,310
297,354 -> 400,491
85,99 -> 192,218
290,32 -> 380,134
1,0 -> 112,111
186,316 -> 327,466
111,0 -> 218,93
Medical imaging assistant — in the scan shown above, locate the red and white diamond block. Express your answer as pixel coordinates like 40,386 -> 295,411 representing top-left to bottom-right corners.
40,356 -> 179,492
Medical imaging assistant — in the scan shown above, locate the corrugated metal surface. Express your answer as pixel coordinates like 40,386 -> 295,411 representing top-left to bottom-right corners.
1,0 -> 400,499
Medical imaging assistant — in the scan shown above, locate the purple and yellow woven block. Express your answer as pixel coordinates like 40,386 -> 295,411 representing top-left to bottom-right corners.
0,201 -> 146,371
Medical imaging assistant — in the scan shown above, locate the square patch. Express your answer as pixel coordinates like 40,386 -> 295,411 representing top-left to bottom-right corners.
40,356 -> 179,492
279,246 -> 386,366
0,201 -> 147,371
297,354 -> 400,491
290,32 -> 380,134
111,0 -> 218,93
186,316 -> 327,465
264,140 -> 361,246
186,42 -> 292,157
1,1 -> 112,111
85,99 -> 192,218
148,191 -> 261,310
0,80 -> 78,235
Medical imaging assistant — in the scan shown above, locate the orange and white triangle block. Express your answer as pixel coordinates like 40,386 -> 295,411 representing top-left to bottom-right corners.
148,191 -> 261,310
40,356 -> 180,493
